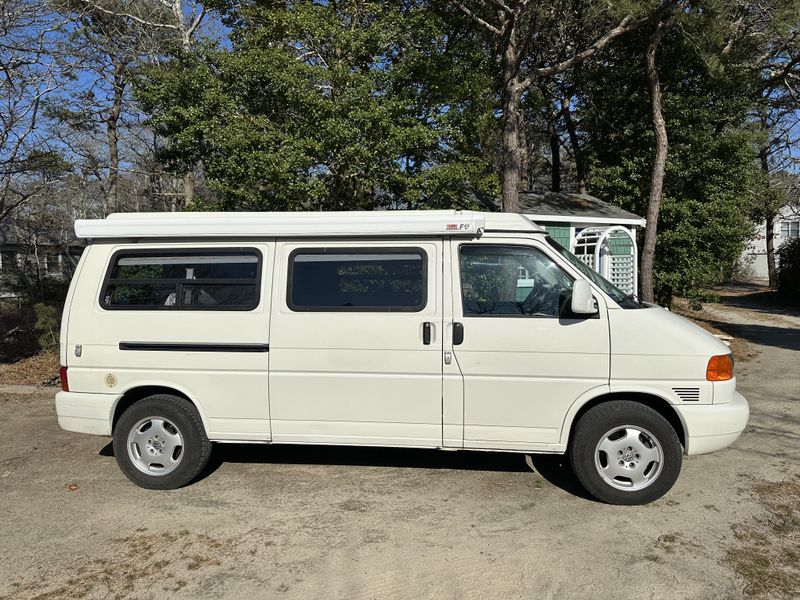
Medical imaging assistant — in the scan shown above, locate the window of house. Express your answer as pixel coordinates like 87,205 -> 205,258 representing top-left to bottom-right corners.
780,221 -> 800,239
460,245 -> 574,317
288,248 -> 426,311
101,249 -> 261,310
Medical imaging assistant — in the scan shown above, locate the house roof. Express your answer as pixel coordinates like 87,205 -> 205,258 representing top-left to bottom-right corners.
519,191 -> 646,226
475,190 -> 646,227
75,210 -> 545,240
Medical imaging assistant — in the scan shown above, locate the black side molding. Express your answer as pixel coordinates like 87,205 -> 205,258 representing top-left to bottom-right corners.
119,342 -> 269,353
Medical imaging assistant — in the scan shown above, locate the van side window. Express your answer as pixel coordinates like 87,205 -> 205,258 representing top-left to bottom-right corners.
101,249 -> 261,310
459,245 -> 573,317
288,248 -> 426,312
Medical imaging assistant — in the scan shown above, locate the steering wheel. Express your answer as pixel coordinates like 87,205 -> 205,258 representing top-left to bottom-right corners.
520,282 -> 547,314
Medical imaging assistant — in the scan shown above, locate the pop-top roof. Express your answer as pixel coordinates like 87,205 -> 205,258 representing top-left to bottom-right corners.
74,210 -> 544,240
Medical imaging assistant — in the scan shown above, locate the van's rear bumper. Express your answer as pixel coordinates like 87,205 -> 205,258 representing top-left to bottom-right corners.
675,391 -> 749,455
55,391 -> 118,436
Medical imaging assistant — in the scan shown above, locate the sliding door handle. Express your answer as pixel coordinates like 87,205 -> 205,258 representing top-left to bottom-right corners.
422,322 -> 432,345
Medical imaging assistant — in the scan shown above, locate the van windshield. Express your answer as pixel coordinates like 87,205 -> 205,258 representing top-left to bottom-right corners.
545,237 -> 642,309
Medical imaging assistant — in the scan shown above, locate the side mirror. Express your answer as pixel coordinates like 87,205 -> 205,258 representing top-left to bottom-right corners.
571,279 -> 598,315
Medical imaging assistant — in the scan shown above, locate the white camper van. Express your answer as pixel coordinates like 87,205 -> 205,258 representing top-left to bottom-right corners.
55,210 -> 748,504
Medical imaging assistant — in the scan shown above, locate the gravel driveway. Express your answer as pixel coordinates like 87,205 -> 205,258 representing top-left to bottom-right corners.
1,289 -> 798,599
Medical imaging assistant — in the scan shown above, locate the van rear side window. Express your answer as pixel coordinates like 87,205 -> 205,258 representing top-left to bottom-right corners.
101,249 -> 262,310
288,248 -> 426,312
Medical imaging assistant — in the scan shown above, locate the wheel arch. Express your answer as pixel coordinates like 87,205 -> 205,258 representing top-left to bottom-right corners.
112,384 -> 209,434
561,391 -> 687,452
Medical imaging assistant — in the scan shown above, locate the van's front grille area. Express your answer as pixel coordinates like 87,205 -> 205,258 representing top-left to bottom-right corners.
673,387 -> 700,402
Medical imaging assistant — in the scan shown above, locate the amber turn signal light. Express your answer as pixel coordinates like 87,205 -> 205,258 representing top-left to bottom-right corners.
706,354 -> 734,381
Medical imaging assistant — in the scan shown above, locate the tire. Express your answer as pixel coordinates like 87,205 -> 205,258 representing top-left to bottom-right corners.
569,401 -> 682,505
113,394 -> 212,490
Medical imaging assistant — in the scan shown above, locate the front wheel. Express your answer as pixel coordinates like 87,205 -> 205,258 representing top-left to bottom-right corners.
113,394 -> 212,490
569,401 -> 683,505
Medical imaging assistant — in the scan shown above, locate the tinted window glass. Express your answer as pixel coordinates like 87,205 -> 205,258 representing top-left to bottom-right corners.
102,250 -> 261,310
289,249 -> 426,311
460,245 -> 573,317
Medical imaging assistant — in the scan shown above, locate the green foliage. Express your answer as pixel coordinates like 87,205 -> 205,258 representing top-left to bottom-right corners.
33,302 -> 59,351
580,22 -> 762,302
128,0 -> 793,305
777,238 -> 800,300
136,0 -> 498,211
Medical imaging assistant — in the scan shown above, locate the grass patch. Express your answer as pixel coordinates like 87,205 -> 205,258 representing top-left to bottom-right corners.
725,476 -> 800,598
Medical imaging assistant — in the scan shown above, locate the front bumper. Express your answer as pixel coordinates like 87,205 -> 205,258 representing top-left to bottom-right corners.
55,391 -> 119,436
675,391 -> 750,455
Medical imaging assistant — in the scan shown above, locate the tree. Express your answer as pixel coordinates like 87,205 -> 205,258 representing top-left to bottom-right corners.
737,1 -> 799,287
451,0 -> 665,212
49,0 -> 174,215
0,1 -> 72,223
76,0 -> 208,50
580,9 -> 762,304
137,0 -> 498,211
640,6 -> 683,303
756,109 -> 798,287
73,1 -> 211,206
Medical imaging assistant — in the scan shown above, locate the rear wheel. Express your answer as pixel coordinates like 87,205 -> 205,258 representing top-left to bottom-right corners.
569,401 -> 682,505
113,394 -> 211,490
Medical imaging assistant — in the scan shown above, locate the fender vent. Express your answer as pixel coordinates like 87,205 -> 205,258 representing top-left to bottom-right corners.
673,387 -> 700,402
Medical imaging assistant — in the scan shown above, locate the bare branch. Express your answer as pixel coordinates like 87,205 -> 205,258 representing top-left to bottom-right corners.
531,15 -> 637,79
485,0 -> 513,16
185,6 -> 207,41
721,15 -> 746,56
75,0 -> 178,31
453,1 -> 502,36
764,53 -> 800,90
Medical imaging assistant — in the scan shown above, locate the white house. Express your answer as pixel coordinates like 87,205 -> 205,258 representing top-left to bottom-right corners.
739,205 -> 800,281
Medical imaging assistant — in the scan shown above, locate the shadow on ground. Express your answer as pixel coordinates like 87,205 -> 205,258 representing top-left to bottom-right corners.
690,314 -> 800,353
99,441 -> 594,500
716,284 -> 800,319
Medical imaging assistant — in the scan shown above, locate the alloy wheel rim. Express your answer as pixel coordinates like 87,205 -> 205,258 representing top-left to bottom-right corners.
593,425 -> 664,491
127,416 -> 184,476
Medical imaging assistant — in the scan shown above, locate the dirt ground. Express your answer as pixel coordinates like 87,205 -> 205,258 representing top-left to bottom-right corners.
0,285 -> 798,599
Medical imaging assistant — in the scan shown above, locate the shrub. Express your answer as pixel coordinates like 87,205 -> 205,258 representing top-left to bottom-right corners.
33,303 -> 60,351
777,238 -> 800,300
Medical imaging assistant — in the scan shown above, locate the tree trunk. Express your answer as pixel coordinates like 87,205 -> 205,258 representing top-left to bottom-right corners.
759,143 -> 778,287
549,123 -> 561,193
518,109 -> 530,192
765,213 -> 777,287
106,59 -> 125,215
561,97 -> 587,194
640,19 -> 673,304
106,115 -> 120,215
174,0 -> 197,209
501,83 -> 523,212
499,14 -> 522,214
182,171 -> 194,211
33,236 -> 42,299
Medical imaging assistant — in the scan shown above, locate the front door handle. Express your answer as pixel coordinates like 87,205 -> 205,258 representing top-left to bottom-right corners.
453,322 -> 464,345
422,322 -> 432,345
